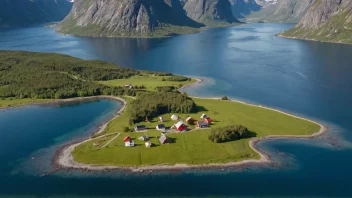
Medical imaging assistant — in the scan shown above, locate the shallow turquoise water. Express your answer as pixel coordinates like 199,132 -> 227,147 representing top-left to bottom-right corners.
0,23 -> 352,197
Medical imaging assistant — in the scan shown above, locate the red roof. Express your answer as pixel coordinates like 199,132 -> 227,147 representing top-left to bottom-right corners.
204,118 -> 213,123
123,136 -> 131,142
175,122 -> 188,131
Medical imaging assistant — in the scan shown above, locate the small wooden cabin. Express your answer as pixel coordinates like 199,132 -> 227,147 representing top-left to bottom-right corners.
201,114 -> 208,119
138,135 -> 150,141
156,124 -> 166,130
123,136 -> 135,147
186,117 -> 196,124
171,114 -> 179,121
159,135 -> 169,144
196,121 -> 209,128
204,117 -> 213,123
174,121 -> 188,131
145,141 -> 152,148
134,125 -> 147,131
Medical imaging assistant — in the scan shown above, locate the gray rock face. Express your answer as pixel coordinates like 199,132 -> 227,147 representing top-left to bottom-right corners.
231,0 -> 312,23
295,0 -> 352,28
0,0 -> 73,27
57,0 -> 203,37
281,0 -> 352,44
183,0 -> 240,26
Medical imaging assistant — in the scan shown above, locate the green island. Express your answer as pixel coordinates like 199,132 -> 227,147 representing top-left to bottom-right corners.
0,51 -> 321,168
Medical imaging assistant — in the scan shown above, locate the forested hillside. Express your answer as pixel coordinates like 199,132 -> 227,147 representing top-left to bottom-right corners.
0,51 -> 145,99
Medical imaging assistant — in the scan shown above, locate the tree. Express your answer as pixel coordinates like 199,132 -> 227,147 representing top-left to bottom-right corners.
123,127 -> 131,133
221,96 -> 228,100
208,125 -> 253,143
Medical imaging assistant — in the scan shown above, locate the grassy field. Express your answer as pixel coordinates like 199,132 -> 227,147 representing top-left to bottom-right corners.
73,98 -> 320,166
98,75 -> 196,92
0,98 -> 52,108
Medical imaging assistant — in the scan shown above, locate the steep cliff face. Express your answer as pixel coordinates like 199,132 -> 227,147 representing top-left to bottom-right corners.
229,0 -> 261,19
183,0 -> 240,27
57,0 -> 203,37
0,0 -> 73,27
281,0 -> 352,44
231,0 -> 312,23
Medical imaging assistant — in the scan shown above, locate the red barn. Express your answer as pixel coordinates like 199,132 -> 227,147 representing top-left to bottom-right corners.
204,118 -> 213,123
174,121 -> 188,131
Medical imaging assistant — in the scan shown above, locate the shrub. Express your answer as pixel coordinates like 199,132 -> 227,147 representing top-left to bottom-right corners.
221,96 -> 228,100
123,127 -> 131,133
166,76 -> 190,82
155,86 -> 178,93
208,125 -> 253,143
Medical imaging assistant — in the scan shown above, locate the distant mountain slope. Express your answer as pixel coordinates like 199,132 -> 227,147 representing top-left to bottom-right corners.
57,0 -> 204,37
280,0 -> 352,44
183,0 -> 240,27
0,0 -> 73,27
229,0 -> 261,19
231,0 -> 312,23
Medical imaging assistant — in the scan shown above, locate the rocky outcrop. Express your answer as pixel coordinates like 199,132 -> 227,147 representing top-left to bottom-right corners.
57,0 -> 203,37
0,0 -> 73,27
183,0 -> 240,26
231,0 -> 312,23
280,0 -> 352,44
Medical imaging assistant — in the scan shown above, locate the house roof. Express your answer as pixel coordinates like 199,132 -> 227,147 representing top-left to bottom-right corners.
197,121 -> 209,127
135,125 -> 146,129
186,117 -> 194,121
171,114 -> 179,119
159,135 -> 168,143
204,118 -> 213,122
174,121 -> 185,128
123,136 -> 131,142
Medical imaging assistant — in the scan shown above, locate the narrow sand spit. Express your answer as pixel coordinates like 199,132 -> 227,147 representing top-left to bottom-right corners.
56,80 -> 328,171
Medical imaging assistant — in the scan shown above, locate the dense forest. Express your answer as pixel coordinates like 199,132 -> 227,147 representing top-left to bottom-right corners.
129,92 -> 197,124
0,51 -> 147,99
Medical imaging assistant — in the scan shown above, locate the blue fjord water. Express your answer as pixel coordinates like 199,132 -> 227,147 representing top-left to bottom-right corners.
0,23 -> 352,197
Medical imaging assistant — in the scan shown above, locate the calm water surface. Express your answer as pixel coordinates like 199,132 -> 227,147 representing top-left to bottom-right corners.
0,23 -> 352,197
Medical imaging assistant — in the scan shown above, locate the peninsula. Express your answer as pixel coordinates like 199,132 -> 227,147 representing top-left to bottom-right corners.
0,51 -> 324,170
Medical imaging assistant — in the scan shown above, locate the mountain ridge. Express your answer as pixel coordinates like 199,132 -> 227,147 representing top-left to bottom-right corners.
56,0 -> 240,37
183,0 -> 240,27
280,0 -> 352,44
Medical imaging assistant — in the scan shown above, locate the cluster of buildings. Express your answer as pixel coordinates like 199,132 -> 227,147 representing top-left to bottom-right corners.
171,113 -> 213,131
123,133 -> 169,148
123,113 -> 214,148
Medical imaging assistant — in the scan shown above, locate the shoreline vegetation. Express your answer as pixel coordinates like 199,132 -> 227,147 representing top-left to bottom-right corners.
53,78 -> 327,172
277,34 -> 352,46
